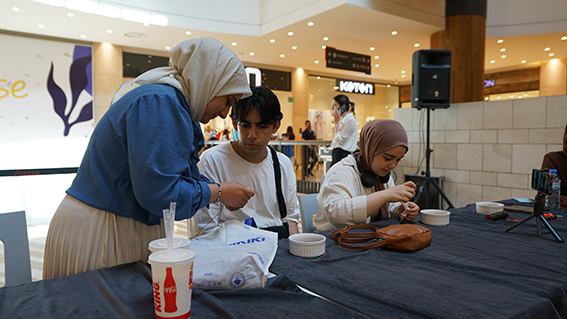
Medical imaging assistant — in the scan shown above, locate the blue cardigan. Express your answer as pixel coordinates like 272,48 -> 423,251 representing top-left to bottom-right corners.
68,84 -> 212,225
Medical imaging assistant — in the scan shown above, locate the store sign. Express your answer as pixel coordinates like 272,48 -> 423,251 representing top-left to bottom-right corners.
484,79 -> 495,88
338,80 -> 374,95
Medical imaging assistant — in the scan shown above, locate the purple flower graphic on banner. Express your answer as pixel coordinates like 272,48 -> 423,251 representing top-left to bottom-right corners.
47,45 -> 93,136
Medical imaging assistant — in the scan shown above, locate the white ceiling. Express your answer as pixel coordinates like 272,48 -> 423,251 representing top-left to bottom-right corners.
1,0 -> 566,85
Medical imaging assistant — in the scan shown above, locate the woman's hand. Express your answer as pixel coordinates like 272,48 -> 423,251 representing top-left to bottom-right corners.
217,182 -> 255,210
384,181 -> 416,202
399,201 -> 420,221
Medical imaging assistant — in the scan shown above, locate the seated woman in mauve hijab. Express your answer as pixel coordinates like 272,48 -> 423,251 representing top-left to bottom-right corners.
314,119 -> 420,231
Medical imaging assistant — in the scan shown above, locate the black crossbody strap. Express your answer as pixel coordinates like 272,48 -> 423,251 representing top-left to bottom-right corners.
269,146 -> 287,219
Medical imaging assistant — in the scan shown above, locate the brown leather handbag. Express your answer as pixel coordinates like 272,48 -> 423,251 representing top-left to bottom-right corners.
330,224 -> 431,251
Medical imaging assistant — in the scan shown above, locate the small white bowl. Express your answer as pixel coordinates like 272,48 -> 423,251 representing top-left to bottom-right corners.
475,202 -> 504,215
289,233 -> 326,258
420,209 -> 451,226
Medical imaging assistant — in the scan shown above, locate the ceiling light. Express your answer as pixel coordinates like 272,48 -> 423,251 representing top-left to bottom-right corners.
106,29 -> 112,33
401,74 -> 406,78
270,39 -> 275,43
374,56 -> 379,59
401,70 -> 405,74
121,9 -> 150,23
510,95 -> 514,98
314,60 -> 319,64
38,24 -> 45,29
322,45 -> 326,49
387,85 -> 390,87
374,64 -> 379,67
280,54 -> 285,58
185,31 -> 192,35
288,31 -> 293,36
544,47 -> 551,51
497,96 -> 501,99
562,36 -> 567,41
497,39 -> 503,43
414,43 -> 420,47
12,7 -> 20,12
292,46 -> 297,50
307,22 -> 314,26
323,37 -> 329,41
501,55 -> 506,58
490,60 -> 495,63
391,31 -> 397,35
149,15 -> 167,26
143,22 -> 150,27
99,4 -> 120,18
333,86 -> 339,90
231,42 -> 237,46
33,0 -> 64,6
317,76 -> 320,79
549,53 -> 555,56
521,60 -> 526,63
65,0 -> 98,14
484,96 -> 489,101
165,46 -> 170,50
518,95 -> 522,99
370,47 -> 375,51
249,52 -> 254,56
67,12 -> 74,17
80,34 -> 86,38
500,48 -> 506,52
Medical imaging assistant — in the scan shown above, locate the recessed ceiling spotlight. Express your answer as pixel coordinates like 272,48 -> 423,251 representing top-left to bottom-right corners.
270,39 -> 275,43
165,46 -> 171,50
387,84 -> 390,87
401,70 -> 406,74
510,95 -> 514,98
323,37 -> 329,41
401,74 -> 406,78
370,47 -> 375,51
521,60 -> 527,63
484,96 -> 489,101
374,64 -> 379,67
317,76 -> 320,79
142,22 -> 149,27
292,46 -> 297,50
307,21 -> 314,26
490,60 -> 496,63
106,29 -> 113,33
322,45 -> 326,49
249,52 -> 254,56
518,95 -> 523,99
185,31 -> 191,35
67,12 -> 74,17
501,55 -> 506,59
374,56 -> 379,59
333,86 -> 339,90
280,54 -> 285,58
391,30 -> 398,35
562,36 -> 567,41
497,39 -> 503,43
314,60 -> 319,64
38,24 -> 45,29
500,48 -> 506,52
414,43 -> 420,47
549,53 -> 555,56
544,47 -> 551,51
12,7 -> 20,12
231,42 -> 237,46
80,34 -> 86,38
288,31 -> 294,36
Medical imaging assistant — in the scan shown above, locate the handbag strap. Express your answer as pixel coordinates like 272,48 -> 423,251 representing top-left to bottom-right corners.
330,225 -> 386,250
269,146 -> 287,219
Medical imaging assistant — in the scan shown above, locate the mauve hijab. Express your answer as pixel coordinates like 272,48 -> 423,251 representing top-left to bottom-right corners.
356,119 -> 408,220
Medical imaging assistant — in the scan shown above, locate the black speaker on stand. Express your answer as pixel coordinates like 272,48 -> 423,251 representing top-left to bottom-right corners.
411,49 -> 455,209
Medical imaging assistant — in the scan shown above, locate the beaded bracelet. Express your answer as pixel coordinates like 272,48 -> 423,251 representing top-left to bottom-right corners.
214,183 -> 221,203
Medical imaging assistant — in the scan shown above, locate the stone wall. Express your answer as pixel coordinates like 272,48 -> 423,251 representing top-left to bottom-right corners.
393,95 -> 567,208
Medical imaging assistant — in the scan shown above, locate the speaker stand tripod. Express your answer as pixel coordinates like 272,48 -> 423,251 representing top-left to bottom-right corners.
414,108 -> 455,209
505,193 -> 564,243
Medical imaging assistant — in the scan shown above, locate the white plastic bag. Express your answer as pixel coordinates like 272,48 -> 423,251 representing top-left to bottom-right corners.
190,220 -> 278,290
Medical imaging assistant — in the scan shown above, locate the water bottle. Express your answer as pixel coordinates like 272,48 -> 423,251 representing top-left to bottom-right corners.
547,169 -> 561,210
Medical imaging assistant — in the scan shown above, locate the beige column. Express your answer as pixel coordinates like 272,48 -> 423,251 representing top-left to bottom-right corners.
540,58 -> 567,96
92,42 -> 124,125
291,67 -> 310,133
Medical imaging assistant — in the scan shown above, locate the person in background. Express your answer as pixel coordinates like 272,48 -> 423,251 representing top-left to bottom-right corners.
282,133 -> 295,167
315,119 -> 419,231
541,123 -> 567,208
286,126 -> 295,141
43,37 -> 255,279
221,128 -> 230,141
190,86 -> 300,239
302,120 -> 318,178
330,94 -> 358,167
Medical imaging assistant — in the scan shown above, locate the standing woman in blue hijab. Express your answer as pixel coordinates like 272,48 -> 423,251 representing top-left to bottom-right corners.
43,37 -> 255,279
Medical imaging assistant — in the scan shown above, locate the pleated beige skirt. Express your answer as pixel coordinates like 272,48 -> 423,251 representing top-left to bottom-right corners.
42,195 -> 165,279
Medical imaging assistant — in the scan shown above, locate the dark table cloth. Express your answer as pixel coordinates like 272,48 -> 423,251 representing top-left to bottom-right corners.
270,200 -> 567,319
0,260 -> 369,318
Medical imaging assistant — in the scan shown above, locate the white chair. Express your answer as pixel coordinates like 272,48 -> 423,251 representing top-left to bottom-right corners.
298,194 -> 318,233
0,211 -> 32,286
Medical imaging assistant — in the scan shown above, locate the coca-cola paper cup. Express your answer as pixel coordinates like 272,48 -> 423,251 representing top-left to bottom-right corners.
148,249 -> 196,319
149,238 -> 191,254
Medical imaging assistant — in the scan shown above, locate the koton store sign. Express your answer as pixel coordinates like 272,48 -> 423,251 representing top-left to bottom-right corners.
337,79 -> 374,95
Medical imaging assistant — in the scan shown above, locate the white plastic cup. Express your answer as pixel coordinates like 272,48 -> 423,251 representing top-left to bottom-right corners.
149,238 -> 191,254
148,249 -> 196,319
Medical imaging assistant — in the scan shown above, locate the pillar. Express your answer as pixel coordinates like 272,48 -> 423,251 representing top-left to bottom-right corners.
291,67 -> 309,134
540,58 -> 567,96
92,42 -> 123,125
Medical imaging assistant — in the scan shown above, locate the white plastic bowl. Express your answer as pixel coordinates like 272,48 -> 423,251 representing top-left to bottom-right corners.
289,233 -> 326,258
475,202 -> 504,215
420,209 -> 451,226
